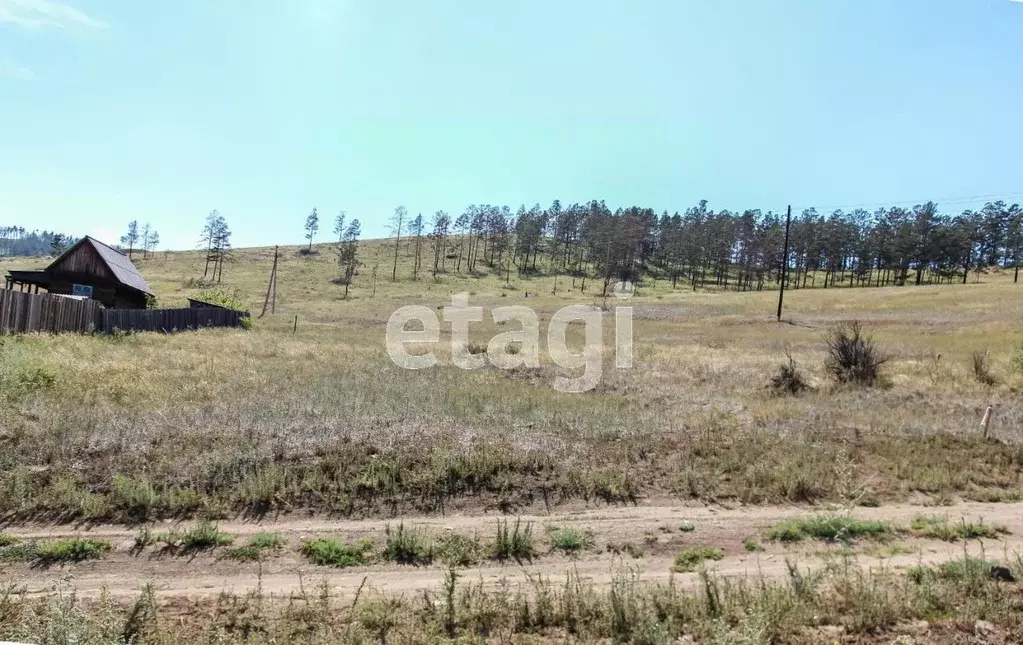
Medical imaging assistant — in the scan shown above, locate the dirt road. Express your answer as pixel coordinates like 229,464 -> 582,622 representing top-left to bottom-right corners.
2,500 -> 1020,602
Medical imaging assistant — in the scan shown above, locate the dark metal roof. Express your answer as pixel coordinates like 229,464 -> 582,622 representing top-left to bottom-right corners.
84,237 -> 154,295
43,236 -> 154,295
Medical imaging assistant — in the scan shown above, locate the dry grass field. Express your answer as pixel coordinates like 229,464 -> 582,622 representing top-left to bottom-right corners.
2,241 -> 1023,643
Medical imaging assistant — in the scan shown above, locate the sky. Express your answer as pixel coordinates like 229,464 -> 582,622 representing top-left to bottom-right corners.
0,0 -> 1021,250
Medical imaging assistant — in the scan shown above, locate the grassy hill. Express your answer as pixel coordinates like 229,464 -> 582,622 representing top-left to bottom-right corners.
0,238 -> 1021,522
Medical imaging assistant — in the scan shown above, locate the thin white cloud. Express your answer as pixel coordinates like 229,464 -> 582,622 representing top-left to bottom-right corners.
0,0 -> 108,30
0,60 -> 35,80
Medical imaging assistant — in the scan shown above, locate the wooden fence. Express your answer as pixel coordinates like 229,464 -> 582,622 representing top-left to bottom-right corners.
0,289 -> 247,334
0,289 -> 102,334
100,307 -> 247,333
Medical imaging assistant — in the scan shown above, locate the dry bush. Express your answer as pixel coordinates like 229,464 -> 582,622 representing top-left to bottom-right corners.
823,321 -> 887,387
972,350 -> 996,386
769,352 -> 809,396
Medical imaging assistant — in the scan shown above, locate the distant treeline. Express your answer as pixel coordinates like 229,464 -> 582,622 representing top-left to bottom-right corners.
404,199 -> 1022,292
0,227 -> 76,258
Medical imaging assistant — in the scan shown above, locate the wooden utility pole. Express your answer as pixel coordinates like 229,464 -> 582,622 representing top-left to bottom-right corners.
258,246 -> 278,318
777,205 -> 792,322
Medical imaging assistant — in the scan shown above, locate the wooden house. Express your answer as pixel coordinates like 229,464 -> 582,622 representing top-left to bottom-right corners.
5,236 -> 154,309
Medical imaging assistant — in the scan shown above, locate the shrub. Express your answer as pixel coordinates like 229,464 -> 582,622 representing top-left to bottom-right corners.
744,538 -> 764,552
159,520 -> 235,551
382,522 -> 433,565
301,537 -> 372,567
110,474 -> 158,522
770,352 -> 809,395
0,533 -> 17,547
972,350 -> 996,386
548,526 -> 594,553
823,321 -> 887,386
133,526 -> 154,552
193,287 -> 246,312
679,522 -> 696,533
673,547 -> 723,572
467,341 -> 488,356
436,533 -> 481,567
491,519 -> 535,563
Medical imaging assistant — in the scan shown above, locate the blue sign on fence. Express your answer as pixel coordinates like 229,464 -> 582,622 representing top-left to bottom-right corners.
72,284 -> 94,297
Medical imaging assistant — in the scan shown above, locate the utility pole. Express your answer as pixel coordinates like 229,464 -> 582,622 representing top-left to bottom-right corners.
259,245 -> 279,318
777,205 -> 791,322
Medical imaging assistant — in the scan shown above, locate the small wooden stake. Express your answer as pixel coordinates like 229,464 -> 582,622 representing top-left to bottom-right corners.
981,405 -> 993,439
293,315 -> 298,334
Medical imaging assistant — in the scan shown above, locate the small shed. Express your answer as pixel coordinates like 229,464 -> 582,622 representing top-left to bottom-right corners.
5,236 -> 154,309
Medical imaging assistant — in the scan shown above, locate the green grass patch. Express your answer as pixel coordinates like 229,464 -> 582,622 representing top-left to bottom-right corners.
301,537 -> 372,568
547,526 -> 594,553
0,533 -> 17,548
224,531 -> 284,561
158,519 -> 236,551
673,547 -> 723,572
743,538 -> 764,552
766,515 -> 893,544
1,538 -> 111,564
678,522 -> 696,533
910,516 -> 1008,541
908,557 -> 999,584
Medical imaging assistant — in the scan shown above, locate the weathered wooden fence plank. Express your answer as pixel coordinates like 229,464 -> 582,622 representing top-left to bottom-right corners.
0,290 -> 243,335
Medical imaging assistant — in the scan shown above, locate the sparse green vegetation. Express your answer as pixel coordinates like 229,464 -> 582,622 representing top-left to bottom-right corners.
158,520 -> 236,551
606,541 -> 643,559
6,554 -> 1023,644
435,533 -> 482,567
743,538 -> 763,552
861,542 -> 915,559
224,532 -> 284,561
382,522 -> 433,565
0,533 -> 17,548
0,537 -> 111,564
547,526 -> 594,553
908,557 -> 1000,584
491,518 -> 535,563
766,515 -> 893,544
910,516 -> 1008,541
300,537 -> 373,568
678,522 -> 696,533
673,546 -> 724,572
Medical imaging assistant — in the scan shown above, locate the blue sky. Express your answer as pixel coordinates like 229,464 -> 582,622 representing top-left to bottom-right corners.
1,0 -> 1021,250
